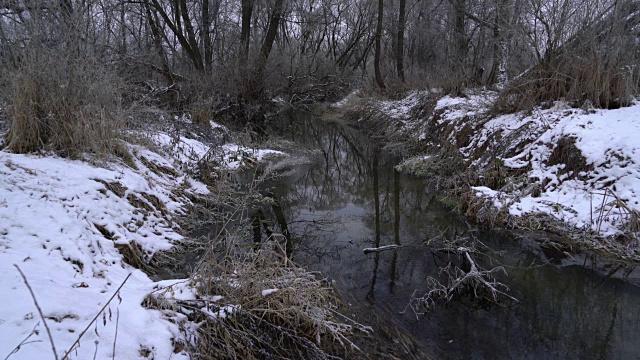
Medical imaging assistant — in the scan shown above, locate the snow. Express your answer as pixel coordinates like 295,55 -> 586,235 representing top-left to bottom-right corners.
149,132 -> 285,173
471,186 -> 507,209
501,104 -> 640,236
378,91 -> 425,120
201,305 -> 240,319
433,93 -> 497,125
221,144 -> 285,170
378,88 -> 640,240
0,152 -> 190,359
261,289 -> 279,296
333,90 -> 360,108
209,120 -> 225,130
151,132 -> 211,168
0,128 -> 287,359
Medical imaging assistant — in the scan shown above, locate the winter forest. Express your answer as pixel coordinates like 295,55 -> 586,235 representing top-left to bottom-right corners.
1,0 -> 640,359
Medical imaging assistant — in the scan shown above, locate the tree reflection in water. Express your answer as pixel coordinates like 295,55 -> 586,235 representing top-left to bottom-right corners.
250,110 -> 640,359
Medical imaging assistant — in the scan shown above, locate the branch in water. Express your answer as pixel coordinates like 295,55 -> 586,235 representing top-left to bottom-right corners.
362,245 -> 403,254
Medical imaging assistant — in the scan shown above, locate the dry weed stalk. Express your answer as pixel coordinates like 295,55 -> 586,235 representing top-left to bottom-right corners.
10,266 -> 130,360
3,322 -> 42,360
591,188 -> 640,244
13,265 -> 59,360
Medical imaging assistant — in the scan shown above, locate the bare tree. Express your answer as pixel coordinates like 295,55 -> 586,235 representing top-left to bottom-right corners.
396,0 -> 407,82
374,0 -> 386,90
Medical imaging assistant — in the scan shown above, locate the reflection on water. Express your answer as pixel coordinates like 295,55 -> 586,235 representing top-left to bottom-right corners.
262,111 -> 640,359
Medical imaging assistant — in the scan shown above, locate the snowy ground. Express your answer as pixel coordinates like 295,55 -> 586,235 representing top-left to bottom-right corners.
0,127 -> 284,359
495,103 -> 640,239
342,90 -> 640,243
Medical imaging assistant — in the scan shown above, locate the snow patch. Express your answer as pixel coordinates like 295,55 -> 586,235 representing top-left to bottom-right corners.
261,288 -> 279,296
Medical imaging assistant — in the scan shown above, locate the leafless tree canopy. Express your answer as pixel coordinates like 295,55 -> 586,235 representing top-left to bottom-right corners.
0,0 -> 638,150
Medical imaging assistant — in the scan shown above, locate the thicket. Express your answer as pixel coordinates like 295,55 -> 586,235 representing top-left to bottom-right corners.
1,0 -> 638,154
495,0 -> 640,112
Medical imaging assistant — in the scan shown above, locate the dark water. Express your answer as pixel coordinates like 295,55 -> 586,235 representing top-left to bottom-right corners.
256,111 -> 640,360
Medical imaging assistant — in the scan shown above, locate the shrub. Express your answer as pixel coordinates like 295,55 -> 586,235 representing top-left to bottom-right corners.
495,3 -> 640,112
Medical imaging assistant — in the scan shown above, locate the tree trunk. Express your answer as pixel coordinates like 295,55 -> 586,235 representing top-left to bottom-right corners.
120,1 -> 127,55
202,0 -> 212,72
253,0 -> 285,97
239,0 -> 254,86
396,0 -> 406,82
396,0 -> 407,82
179,0 -> 203,71
489,0 -> 513,88
150,0 -> 201,71
144,1 -> 176,86
374,0 -> 386,90
453,0 -> 467,75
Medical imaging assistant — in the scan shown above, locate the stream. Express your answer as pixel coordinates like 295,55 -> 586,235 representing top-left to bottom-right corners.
251,110 -> 640,359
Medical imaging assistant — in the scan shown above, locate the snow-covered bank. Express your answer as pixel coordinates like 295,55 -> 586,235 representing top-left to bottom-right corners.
484,103 -> 640,239
0,128 -> 285,359
340,90 -> 640,252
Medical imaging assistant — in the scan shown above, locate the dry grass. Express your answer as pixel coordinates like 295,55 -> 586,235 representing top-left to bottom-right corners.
5,48 -> 124,157
191,236 -> 370,359
136,170 -> 371,359
145,232 -> 371,360
546,136 -> 593,179
190,99 -> 214,126
591,189 -> 640,242
495,37 -> 639,113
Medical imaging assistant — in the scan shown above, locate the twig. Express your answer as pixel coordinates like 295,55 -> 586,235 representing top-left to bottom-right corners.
3,322 -> 42,360
62,273 -> 132,360
111,309 -> 119,360
14,265 -> 59,360
92,341 -> 98,360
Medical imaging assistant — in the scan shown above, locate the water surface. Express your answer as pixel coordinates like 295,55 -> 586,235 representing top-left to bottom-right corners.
260,111 -> 640,359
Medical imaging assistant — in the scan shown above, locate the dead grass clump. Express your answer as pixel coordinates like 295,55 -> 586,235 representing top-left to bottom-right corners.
424,147 -> 467,178
196,240 -> 369,359
127,193 -> 156,213
128,192 -> 173,218
341,98 -> 378,124
115,241 -> 155,274
454,123 -> 475,148
94,179 -> 128,198
459,189 -> 485,222
139,156 -> 178,177
149,236 -> 370,359
5,48 -> 124,157
140,192 -> 167,215
113,141 -> 138,170
94,223 -> 115,240
190,100 -> 214,126
547,136 -> 592,179
591,189 -> 640,242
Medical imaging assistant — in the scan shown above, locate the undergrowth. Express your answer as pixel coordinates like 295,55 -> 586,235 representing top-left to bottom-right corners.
4,48 -> 124,157
146,235 -> 370,360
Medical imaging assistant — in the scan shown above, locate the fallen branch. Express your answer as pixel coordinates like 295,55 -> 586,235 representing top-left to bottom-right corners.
405,243 -> 518,317
362,244 -> 403,254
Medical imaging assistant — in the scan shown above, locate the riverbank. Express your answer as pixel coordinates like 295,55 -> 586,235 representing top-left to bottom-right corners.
0,115 -> 342,359
333,89 -> 640,263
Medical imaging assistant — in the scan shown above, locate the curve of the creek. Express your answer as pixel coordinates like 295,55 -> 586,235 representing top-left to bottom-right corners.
206,111 -> 640,359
